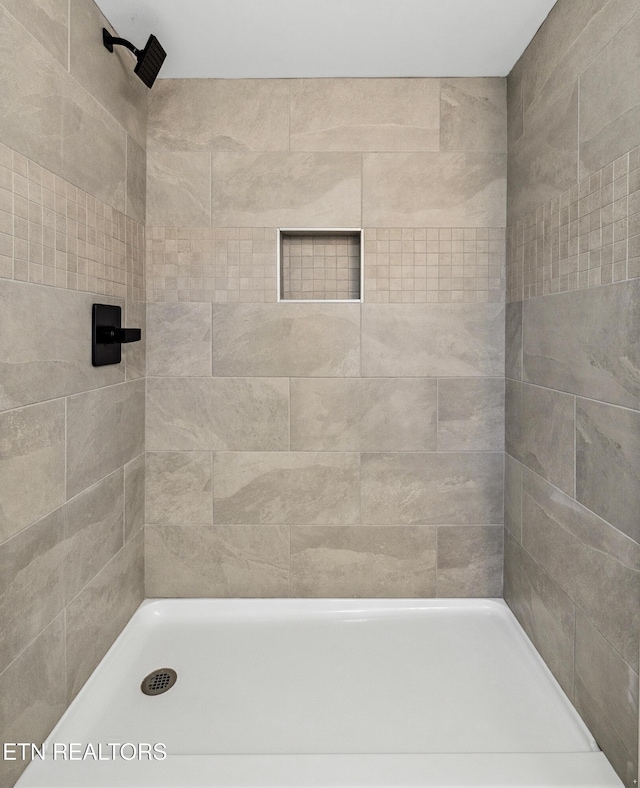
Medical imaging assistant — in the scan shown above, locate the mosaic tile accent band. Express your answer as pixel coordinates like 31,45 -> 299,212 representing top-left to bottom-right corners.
507,146 -> 640,303
280,232 -> 361,301
0,142 -> 145,302
146,227 -> 506,303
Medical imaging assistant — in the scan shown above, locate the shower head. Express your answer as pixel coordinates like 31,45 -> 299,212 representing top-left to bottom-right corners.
102,28 -> 166,89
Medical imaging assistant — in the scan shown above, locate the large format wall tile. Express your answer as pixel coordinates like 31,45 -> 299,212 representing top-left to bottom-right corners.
579,13 -> 640,179
69,0 -> 148,149
522,468 -> 640,671
124,454 -> 145,543
62,76 -> 127,213
440,79 -> 507,152
0,399 -> 65,541
576,399 -> 640,544
0,615 -> 66,788
63,469 -> 124,603
145,525 -> 289,597
504,533 -> 576,698
0,508 -> 66,672
437,378 -> 504,451
147,150 -> 211,226
0,6 -> 64,174
210,152 -> 362,227
505,301 -> 522,381
363,152 -> 506,227
146,452 -> 213,524
66,533 -> 143,698
504,454 -> 523,543
361,453 -> 503,525
146,377 -> 289,451
212,303 -> 360,377
213,452 -> 360,525
507,83 -> 578,224
362,304 -> 504,378
1,0 -> 68,66
66,380 -> 145,498
146,303 -> 212,377
290,526 -> 437,597
289,79 -> 440,152
523,281 -> 640,409
436,526 -> 503,598
126,135 -> 147,225
574,613 -> 639,785
124,300 -> 146,382
505,380 -> 574,495
0,281 -> 123,411
290,378 -> 437,452
148,79 -> 289,152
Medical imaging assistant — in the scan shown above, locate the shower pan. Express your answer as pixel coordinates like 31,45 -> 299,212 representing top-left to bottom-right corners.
17,599 -> 621,787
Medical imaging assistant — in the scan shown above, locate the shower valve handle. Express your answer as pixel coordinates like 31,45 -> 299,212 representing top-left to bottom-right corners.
97,326 -> 142,344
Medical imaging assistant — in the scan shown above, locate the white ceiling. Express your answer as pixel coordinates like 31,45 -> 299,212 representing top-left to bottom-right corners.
95,0 -> 557,79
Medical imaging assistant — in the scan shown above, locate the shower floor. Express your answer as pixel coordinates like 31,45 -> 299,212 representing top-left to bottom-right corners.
18,599 -> 621,787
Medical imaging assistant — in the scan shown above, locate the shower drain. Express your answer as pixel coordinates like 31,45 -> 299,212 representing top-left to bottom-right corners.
141,668 -> 177,696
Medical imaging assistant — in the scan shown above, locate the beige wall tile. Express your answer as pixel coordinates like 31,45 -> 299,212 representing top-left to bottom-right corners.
579,12 -> 640,179
362,304 -> 504,377
507,83 -> 578,225
290,378 -> 437,451
126,135 -> 147,224
210,152 -> 362,227
1,0 -> 68,66
64,469 -> 124,603
361,452 -> 503,525
576,398 -> 640,544
124,300 -> 146,381
66,380 -> 145,498
436,525 -> 503,597
506,380 -> 575,496
148,79 -> 289,152
124,453 -> 145,542
504,533 -> 575,698
146,377 -> 289,451
0,508 -> 66,672
213,452 -> 360,525
0,400 -> 65,541
0,281 -> 123,411
575,612 -> 638,783
290,79 -> 440,152
522,467 -> 640,672
66,532 -> 143,698
363,152 -> 506,227
145,525 -> 290,597
440,79 -> 507,152
212,303 -> 360,377
523,281 -> 640,409
505,301 -> 523,381
62,75 -> 128,213
437,378 -> 504,451
504,454 -> 523,543
147,150 -> 211,226
0,615 -> 66,788
290,526 -> 437,597
147,303 -> 211,377
69,0 -> 148,148
0,6 -> 64,174
146,451 -> 213,524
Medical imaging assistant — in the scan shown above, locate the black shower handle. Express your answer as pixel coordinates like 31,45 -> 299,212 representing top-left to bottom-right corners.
97,326 -> 142,344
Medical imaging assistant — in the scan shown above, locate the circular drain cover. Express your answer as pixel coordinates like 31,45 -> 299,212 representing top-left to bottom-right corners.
141,668 -> 177,696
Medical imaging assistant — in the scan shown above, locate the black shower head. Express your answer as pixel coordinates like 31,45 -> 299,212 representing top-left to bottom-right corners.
103,28 -> 166,89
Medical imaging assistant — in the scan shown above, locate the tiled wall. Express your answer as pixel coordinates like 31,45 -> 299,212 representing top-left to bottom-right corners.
505,2 -> 640,785
144,77 -> 507,598
0,1 -> 147,785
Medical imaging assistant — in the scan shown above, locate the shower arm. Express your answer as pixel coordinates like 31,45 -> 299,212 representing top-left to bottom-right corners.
103,29 -> 141,58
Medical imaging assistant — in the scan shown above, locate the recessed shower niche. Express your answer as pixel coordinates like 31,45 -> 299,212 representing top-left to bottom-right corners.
277,229 -> 363,302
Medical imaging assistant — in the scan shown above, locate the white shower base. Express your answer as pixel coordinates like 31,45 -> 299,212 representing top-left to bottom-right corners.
18,598 -> 621,787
